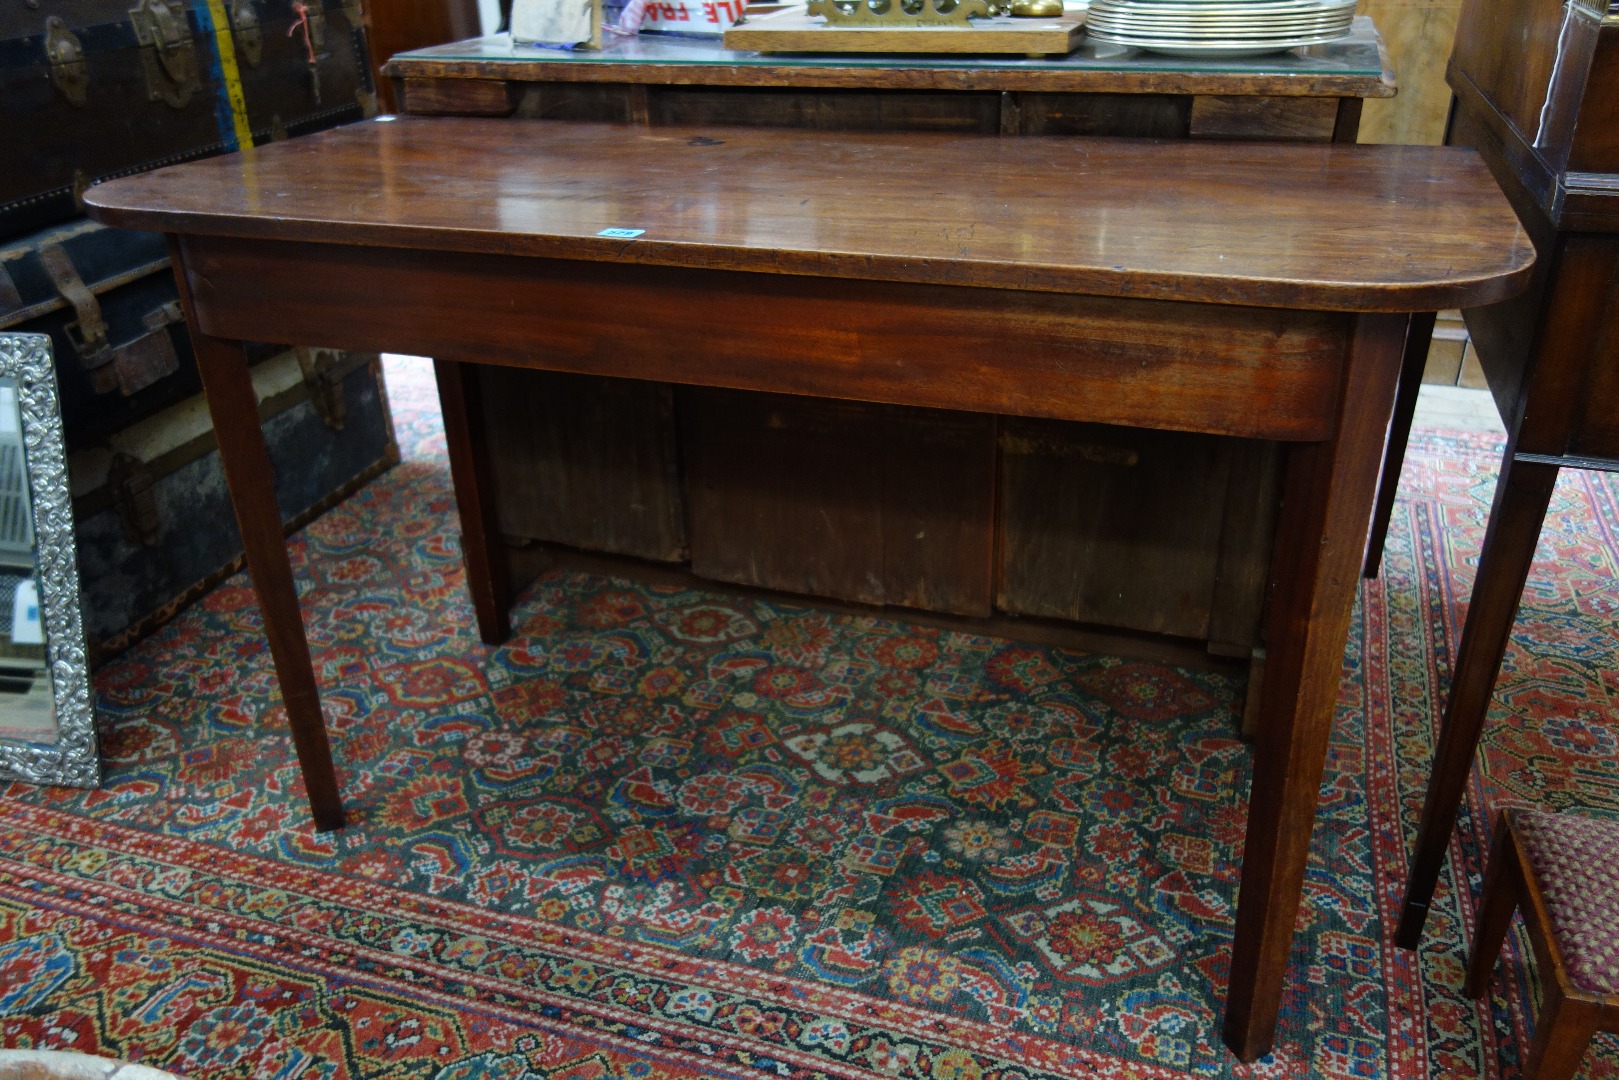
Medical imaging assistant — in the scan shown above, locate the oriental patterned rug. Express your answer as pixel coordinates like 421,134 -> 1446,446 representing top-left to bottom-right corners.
3,357 -> 1617,1079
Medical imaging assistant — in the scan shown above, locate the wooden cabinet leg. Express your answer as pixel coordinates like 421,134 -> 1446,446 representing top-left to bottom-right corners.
1222,313 -> 1406,1061
1331,96 -> 1363,143
190,329 -> 346,832
1395,453 -> 1559,948
1363,311 -> 1437,578
434,358 -> 512,645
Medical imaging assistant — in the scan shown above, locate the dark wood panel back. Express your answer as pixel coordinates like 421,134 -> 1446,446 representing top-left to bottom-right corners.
367,0 -> 482,112
647,86 -> 1004,133
1448,0 -> 1578,154
997,419 -> 1232,639
681,389 -> 997,615
1187,95 -> 1338,140
1572,320 -> 1619,459
1568,28 -> 1619,174
480,368 -> 688,562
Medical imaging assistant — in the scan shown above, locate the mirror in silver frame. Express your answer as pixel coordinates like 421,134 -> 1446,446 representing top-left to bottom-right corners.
0,333 -> 96,788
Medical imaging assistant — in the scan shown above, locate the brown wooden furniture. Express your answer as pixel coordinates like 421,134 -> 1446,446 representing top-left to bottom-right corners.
382,27 -> 1409,697
1467,810 -> 1619,1080
1393,0 -> 1619,949
82,114 -> 1530,1061
364,0 -> 483,112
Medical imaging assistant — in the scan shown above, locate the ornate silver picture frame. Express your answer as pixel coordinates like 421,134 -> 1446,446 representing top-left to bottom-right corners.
0,333 -> 97,788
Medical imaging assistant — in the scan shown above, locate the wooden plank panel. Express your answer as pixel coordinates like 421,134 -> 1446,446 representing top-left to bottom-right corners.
512,81 -> 646,123
681,389 -> 996,614
1207,438 -> 1281,653
1013,92 -> 1190,137
648,87 -> 1002,132
479,368 -> 687,562
1569,28 -> 1619,173
1189,95 -> 1338,140
400,77 -> 519,116
179,237 -> 1351,441
1447,0 -> 1582,147
996,419 -> 1233,639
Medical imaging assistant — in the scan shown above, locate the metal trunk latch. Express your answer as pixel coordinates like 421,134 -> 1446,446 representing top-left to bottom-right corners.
117,302 -> 183,396
109,453 -> 162,547
38,245 -> 181,396
231,0 -> 264,67
37,244 -> 111,371
44,17 -> 89,107
129,0 -> 200,109
296,347 -> 347,430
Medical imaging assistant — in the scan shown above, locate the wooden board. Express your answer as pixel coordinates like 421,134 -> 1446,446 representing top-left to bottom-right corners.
681,388 -> 997,615
996,418 -> 1233,640
724,7 -> 1084,55
479,368 -> 688,562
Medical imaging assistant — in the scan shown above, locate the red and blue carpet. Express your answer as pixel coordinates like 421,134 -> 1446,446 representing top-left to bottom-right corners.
3,358 -> 1617,1078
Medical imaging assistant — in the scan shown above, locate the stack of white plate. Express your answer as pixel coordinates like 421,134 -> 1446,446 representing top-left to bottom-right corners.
1084,0 -> 1356,56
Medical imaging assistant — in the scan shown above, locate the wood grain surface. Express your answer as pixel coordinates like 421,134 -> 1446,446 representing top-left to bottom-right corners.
381,23 -> 1398,98
84,115 -> 1533,312
170,236 -> 1353,441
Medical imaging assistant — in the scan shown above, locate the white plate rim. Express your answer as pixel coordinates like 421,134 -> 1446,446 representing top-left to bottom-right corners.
1084,27 -> 1353,49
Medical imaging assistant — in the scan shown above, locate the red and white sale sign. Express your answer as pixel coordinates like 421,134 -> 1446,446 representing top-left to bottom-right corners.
641,0 -> 747,33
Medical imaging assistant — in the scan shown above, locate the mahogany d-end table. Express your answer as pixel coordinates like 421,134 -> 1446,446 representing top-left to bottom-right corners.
83,116 -> 1531,1061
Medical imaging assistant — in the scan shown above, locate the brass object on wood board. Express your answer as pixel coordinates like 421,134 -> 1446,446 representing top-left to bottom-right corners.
806,0 -> 999,27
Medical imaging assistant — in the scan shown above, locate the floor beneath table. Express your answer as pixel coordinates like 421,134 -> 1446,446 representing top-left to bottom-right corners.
1414,383 -> 1507,434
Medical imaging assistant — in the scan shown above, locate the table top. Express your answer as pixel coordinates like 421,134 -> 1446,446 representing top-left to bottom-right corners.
83,115 -> 1531,312
384,16 -> 1395,96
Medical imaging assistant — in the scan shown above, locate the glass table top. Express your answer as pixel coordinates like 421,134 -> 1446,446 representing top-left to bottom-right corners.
393,14 -> 1388,82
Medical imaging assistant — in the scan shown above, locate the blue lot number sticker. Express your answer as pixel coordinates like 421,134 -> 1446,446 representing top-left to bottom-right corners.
597,228 -> 646,238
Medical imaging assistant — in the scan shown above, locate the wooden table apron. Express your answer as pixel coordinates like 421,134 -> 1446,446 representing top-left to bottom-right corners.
83,118 -> 1532,1065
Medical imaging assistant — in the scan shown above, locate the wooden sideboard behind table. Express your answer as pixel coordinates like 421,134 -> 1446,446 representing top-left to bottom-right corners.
1395,0 -> 1619,947
382,26 -> 1414,718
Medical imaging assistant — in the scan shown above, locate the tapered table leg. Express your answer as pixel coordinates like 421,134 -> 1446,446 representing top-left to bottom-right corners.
1363,311 -> 1438,578
434,358 -> 512,645
189,330 -> 346,831
168,238 -> 345,832
1223,313 -> 1407,1061
1395,450 -> 1559,948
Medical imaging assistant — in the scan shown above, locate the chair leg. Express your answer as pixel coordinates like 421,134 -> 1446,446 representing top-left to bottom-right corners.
1520,985 -> 1597,1080
1465,811 -> 1519,999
